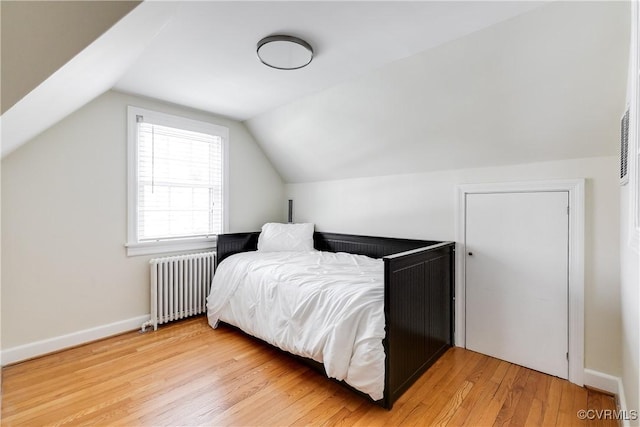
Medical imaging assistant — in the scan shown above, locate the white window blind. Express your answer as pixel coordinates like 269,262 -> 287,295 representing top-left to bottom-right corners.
127,106 -> 228,256
137,120 -> 223,241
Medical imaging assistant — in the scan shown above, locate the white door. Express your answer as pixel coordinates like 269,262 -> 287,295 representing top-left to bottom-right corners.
465,191 -> 569,379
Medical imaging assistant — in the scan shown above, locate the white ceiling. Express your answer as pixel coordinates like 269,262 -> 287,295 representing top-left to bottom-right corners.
114,1 -> 546,121
3,1 -> 630,185
245,1 -> 630,182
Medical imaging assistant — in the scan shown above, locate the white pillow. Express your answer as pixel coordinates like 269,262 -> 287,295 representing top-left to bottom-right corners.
257,223 -> 315,252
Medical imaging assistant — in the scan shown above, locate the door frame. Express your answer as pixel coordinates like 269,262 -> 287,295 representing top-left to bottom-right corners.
455,179 -> 585,386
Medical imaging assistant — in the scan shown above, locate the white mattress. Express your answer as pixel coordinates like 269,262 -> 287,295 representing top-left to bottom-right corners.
206,250 -> 385,400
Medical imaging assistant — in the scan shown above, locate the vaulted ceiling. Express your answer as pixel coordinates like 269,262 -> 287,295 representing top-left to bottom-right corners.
1,1 -> 630,183
113,1 -> 545,121
245,1 -> 630,182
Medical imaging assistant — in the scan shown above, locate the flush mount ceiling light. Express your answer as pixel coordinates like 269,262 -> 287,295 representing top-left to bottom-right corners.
257,35 -> 313,70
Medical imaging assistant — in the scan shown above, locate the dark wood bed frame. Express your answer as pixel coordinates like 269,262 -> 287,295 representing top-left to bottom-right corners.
216,231 -> 455,409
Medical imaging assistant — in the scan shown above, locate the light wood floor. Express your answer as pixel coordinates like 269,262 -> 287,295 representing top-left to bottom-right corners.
2,316 -> 617,426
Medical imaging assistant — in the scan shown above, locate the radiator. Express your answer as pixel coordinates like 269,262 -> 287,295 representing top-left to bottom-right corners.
142,251 -> 216,331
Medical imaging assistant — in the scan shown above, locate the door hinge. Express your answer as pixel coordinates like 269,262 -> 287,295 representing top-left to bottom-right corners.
566,352 -> 569,361
567,206 -> 570,215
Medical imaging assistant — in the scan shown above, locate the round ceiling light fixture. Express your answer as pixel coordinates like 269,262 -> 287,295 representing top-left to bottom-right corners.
257,35 -> 313,70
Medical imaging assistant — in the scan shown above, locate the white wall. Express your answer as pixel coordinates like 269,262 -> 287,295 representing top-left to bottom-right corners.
621,185 -> 639,422
0,134 -> 3,391
287,156 -> 621,376
1,90 -> 285,350
620,1 -> 640,420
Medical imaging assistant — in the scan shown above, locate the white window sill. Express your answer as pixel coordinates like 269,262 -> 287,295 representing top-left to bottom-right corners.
126,237 -> 217,257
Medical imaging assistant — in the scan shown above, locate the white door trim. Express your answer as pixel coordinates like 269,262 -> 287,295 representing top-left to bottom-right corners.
455,179 -> 585,386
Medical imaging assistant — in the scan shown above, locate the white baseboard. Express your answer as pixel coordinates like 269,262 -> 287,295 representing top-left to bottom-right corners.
1,314 -> 150,366
584,368 -> 621,394
584,369 -> 633,427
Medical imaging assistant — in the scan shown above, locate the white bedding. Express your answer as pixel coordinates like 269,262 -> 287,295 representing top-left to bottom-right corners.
206,250 -> 386,400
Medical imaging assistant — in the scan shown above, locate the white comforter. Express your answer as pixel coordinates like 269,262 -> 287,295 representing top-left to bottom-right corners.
206,250 -> 385,400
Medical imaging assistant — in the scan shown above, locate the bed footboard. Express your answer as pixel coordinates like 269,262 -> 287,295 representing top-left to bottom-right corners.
382,242 -> 455,408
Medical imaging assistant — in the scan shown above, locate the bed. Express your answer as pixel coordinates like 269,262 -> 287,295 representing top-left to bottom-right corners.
207,224 -> 455,409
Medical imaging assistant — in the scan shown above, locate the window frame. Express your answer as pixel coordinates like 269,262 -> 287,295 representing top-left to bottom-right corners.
126,106 -> 229,256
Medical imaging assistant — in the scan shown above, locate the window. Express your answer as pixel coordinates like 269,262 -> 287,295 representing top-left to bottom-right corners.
126,106 -> 228,256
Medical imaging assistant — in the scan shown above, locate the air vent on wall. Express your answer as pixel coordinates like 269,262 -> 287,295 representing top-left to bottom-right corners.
621,108 -> 630,185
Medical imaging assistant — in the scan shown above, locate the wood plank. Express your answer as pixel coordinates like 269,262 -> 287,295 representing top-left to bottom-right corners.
460,359 -> 511,426
430,380 -> 474,426
398,354 -> 489,426
1,317 -> 620,427
445,355 -> 502,425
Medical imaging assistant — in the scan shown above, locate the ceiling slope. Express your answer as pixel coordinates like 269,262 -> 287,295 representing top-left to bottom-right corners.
245,1 -> 630,183
0,0 -> 141,114
114,1 -> 544,121
1,2 -> 176,158
2,1 -> 546,160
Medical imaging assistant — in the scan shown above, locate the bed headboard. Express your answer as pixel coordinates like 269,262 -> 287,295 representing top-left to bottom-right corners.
216,232 -> 260,264
313,232 -> 438,258
216,231 -> 439,265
